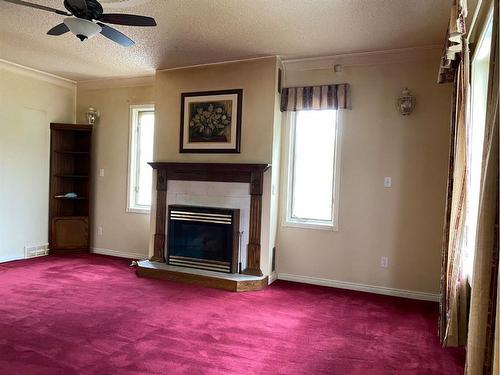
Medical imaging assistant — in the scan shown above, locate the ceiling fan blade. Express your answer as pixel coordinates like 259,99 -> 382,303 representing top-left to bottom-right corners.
98,13 -> 156,27
1,0 -> 70,15
97,22 -> 134,47
47,23 -> 70,36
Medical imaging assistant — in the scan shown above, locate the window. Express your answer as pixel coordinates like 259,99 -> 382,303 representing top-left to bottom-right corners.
464,9 -> 493,281
285,110 -> 341,230
128,105 -> 155,213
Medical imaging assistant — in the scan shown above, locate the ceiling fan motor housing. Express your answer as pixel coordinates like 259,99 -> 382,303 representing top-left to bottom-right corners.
64,0 -> 103,20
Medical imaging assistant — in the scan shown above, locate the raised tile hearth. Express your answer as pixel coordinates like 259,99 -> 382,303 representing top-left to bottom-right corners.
136,260 -> 268,292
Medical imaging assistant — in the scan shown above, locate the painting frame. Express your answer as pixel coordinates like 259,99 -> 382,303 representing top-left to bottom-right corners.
179,89 -> 243,153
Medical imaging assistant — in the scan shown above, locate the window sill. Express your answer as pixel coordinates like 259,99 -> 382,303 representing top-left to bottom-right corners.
282,220 -> 338,231
126,207 -> 151,215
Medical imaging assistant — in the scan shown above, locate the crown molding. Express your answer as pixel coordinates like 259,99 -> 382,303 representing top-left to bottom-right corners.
157,55 -> 277,73
282,45 -> 442,71
0,59 -> 76,89
77,74 -> 155,90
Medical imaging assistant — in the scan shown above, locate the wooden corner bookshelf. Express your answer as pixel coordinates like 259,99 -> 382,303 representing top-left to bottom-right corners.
49,123 -> 93,254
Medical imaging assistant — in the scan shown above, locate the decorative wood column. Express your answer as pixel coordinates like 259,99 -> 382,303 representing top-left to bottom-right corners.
242,170 -> 264,276
151,169 -> 167,262
148,163 -> 270,275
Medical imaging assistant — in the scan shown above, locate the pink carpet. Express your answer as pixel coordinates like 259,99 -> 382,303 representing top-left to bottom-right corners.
0,254 -> 464,374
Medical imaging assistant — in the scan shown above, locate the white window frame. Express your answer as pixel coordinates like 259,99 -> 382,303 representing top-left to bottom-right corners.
464,6 -> 494,283
127,104 -> 155,214
282,110 -> 342,231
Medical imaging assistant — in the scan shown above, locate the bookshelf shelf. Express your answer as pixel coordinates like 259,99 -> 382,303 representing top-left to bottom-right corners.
53,196 -> 89,200
54,150 -> 90,155
54,174 -> 89,178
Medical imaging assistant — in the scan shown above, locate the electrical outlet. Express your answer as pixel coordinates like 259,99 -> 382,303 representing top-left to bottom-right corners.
97,226 -> 103,236
384,177 -> 392,188
99,168 -> 105,177
380,256 -> 389,268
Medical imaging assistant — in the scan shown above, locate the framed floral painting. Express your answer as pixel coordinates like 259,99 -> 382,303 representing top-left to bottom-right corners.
180,89 -> 243,153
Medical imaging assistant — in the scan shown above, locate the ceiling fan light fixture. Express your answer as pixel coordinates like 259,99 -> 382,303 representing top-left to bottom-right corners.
63,17 -> 101,41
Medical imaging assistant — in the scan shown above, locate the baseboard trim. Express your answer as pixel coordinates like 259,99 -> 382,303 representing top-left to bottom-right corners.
0,255 -> 25,263
277,273 -> 439,302
268,271 -> 278,284
91,247 -> 148,260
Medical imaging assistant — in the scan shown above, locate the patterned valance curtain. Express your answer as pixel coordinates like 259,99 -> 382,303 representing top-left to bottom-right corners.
280,84 -> 350,112
437,0 -> 467,83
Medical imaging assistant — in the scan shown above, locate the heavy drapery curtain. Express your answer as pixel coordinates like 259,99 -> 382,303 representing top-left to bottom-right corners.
439,0 -> 470,347
280,84 -> 350,111
440,62 -> 470,347
494,279 -> 499,374
465,2 -> 499,373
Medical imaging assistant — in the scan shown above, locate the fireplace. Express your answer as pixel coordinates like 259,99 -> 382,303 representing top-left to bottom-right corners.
148,162 -> 270,278
139,163 -> 270,291
167,205 -> 240,273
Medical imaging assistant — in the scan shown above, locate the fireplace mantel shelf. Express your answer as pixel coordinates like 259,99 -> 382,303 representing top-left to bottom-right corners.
142,161 -> 272,291
149,162 -> 271,169
148,162 -> 271,187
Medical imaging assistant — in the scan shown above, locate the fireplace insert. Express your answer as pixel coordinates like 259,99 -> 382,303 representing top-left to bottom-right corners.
167,205 -> 240,273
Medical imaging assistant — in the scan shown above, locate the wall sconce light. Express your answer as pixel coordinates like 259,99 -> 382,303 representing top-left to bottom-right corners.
396,88 -> 415,116
85,106 -> 99,125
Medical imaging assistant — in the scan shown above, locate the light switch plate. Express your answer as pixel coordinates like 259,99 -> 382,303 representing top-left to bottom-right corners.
99,168 -> 105,177
384,177 -> 392,188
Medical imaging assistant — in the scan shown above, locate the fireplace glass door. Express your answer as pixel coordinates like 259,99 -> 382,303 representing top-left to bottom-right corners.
167,205 -> 239,273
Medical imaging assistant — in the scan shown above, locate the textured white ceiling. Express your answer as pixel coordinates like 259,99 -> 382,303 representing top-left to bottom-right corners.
0,0 -> 450,81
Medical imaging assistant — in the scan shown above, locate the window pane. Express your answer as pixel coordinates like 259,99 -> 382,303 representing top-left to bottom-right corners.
136,111 -> 154,207
464,14 -> 493,280
291,110 -> 336,222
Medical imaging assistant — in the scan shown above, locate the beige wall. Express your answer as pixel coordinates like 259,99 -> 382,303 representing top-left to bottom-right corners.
0,65 -> 75,261
277,53 -> 452,294
0,50 -> 451,297
151,57 -> 280,275
154,57 -> 277,163
267,60 -> 284,276
0,52 -> 451,294
76,85 -> 154,257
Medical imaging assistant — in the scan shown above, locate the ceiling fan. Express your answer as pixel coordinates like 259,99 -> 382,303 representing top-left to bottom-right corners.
2,0 -> 157,47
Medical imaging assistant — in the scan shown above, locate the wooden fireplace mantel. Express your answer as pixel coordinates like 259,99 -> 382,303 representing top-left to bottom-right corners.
148,162 -> 271,277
